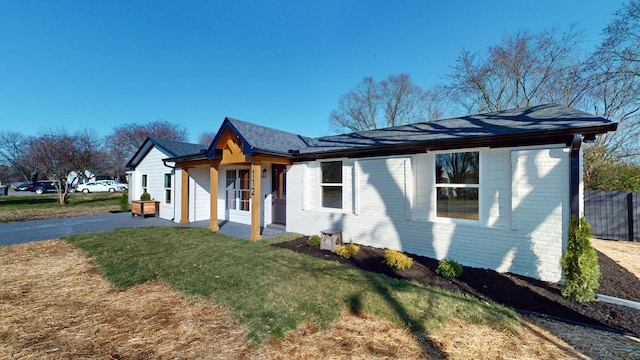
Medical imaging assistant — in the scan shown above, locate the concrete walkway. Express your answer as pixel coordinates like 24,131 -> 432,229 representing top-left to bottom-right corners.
0,212 -> 285,246
598,294 -> 640,310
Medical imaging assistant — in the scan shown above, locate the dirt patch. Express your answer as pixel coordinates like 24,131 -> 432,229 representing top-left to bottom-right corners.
0,240 -> 251,359
3,240 -> 639,359
274,237 -> 640,337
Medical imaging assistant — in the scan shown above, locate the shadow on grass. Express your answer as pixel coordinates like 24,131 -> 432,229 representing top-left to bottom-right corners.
345,272 -> 447,358
274,236 -> 640,336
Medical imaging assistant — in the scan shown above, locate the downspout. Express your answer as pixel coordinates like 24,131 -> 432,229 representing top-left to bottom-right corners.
569,135 -> 582,219
162,159 -> 177,221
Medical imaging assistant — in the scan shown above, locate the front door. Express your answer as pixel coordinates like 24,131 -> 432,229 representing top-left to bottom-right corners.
272,165 -> 286,225
225,169 -> 251,224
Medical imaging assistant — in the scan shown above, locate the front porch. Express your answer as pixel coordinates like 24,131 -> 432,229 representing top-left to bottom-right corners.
172,119 -> 292,240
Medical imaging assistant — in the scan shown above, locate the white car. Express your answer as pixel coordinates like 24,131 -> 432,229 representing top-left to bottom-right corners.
104,180 -> 128,190
76,180 -> 124,193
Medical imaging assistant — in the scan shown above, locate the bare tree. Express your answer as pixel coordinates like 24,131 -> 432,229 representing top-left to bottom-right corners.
446,27 -> 586,113
329,74 -> 444,133
105,120 -> 188,180
330,77 -> 380,132
29,131 -> 104,205
380,74 -> 432,127
600,0 -> 640,76
197,132 -> 216,146
587,0 -> 640,161
0,131 -> 39,182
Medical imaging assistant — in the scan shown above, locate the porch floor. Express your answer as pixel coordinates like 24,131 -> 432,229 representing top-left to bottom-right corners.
184,220 -> 286,239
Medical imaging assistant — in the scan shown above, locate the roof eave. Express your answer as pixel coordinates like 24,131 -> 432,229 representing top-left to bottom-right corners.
293,124 -> 618,161
126,137 -> 154,170
163,153 -> 209,163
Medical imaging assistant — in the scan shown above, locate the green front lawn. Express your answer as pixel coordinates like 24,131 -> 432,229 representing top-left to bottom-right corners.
0,192 -> 122,223
64,228 -> 520,344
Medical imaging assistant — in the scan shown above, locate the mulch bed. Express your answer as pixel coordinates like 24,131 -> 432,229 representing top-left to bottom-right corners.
273,237 -> 640,336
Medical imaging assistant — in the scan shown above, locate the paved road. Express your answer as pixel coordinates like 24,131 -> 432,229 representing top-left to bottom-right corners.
0,213 -> 181,246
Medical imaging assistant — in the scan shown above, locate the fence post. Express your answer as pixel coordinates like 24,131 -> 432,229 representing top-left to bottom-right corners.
628,192 -> 634,241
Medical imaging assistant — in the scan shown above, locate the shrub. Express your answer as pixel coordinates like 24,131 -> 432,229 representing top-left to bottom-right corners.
383,249 -> 413,270
561,216 -> 600,302
140,192 -> 151,201
119,189 -> 129,212
307,235 -> 321,248
435,259 -> 463,278
336,243 -> 359,259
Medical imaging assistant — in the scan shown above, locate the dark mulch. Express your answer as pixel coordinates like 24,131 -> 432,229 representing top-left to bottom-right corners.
273,237 -> 640,336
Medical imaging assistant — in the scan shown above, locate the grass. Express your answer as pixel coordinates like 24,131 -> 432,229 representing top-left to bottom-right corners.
64,227 -> 520,344
0,192 -> 122,223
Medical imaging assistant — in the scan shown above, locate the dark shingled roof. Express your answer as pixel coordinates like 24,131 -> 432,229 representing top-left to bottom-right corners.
126,137 -> 207,169
154,104 -> 618,163
150,138 -> 207,157
223,118 -> 315,156
298,104 -> 616,155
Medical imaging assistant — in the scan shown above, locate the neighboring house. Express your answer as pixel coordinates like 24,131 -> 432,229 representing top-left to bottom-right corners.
126,138 -> 208,221
127,104 -> 617,282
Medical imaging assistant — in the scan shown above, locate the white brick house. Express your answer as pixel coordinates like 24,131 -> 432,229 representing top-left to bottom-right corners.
126,138 -> 207,221
127,104 -> 616,282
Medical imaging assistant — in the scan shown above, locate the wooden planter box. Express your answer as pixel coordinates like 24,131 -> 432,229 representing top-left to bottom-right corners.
131,200 -> 159,217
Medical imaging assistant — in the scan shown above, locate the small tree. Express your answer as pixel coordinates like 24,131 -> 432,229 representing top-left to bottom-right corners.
29,131 -> 103,205
561,216 -> 600,302
119,189 -> 129,212
0,131 -> 39,182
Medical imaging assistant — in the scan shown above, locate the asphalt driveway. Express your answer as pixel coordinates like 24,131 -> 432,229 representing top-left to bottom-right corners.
0,213 -> 182,246
0,212 -> 285,246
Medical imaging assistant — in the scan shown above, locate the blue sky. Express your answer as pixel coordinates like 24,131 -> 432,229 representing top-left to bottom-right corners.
0,1 -> 627,143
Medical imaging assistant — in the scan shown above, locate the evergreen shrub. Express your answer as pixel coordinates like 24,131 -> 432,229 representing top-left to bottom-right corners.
119,189 -> 129,212
561,216 -> 600,302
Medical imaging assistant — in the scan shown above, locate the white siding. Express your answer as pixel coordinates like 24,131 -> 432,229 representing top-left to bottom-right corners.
189,167 -> 211,222
130,147 -> 175,221
261,163 -> 272,226
287,146 -> 571,283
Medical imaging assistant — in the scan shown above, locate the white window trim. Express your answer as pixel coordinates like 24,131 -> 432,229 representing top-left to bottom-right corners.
319,159 -> 345,211
141,174 -> 148,194
432,149 -> 483,225
226,168 -> 251,212
164,173 -> 172,204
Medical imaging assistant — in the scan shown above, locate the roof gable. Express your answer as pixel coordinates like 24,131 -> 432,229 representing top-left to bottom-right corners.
126,138 -> 207,169
208,117 -> 314,158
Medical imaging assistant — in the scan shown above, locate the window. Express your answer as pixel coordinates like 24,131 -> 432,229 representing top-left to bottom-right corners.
435,152 -> 479,220
226,169 -> 250,212
321,161 -> 342,209
141,174 -> 148,193
164,173 -> 171,204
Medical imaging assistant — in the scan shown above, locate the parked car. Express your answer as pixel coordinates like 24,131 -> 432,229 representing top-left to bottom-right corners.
106,180 -> 128,190
13,182 -> 31,191
76,180 -> 124,193
27,180 -> 59,195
